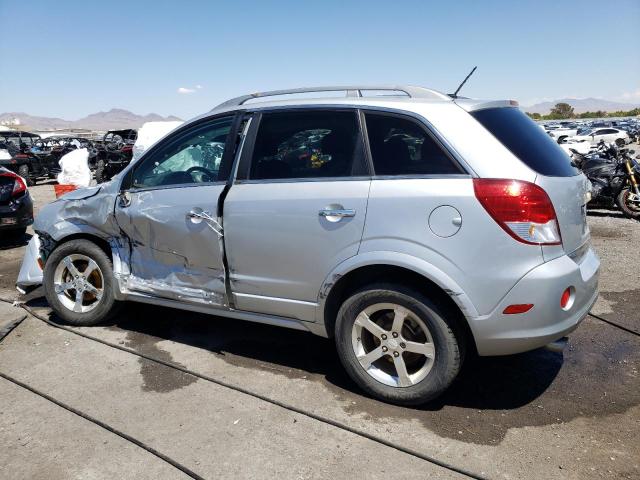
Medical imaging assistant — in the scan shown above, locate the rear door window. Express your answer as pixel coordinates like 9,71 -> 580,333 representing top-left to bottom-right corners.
471,107 -> 579,177
364,113 -> 462,175
248,110 -> 366,180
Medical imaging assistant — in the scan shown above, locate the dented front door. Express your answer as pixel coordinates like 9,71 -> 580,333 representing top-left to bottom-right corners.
114,115 -> 236,306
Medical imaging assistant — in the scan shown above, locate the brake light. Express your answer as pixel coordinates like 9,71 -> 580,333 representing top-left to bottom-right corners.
0,172 -> 27,197
473,178 -> 562,246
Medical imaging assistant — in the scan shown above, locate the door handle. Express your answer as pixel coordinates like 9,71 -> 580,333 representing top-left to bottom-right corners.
318,208 -> 356,222
188,208 -> 223,236
188,209 -> 214,221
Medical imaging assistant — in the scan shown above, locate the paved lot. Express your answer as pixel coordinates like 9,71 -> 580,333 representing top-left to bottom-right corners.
0,181 -> 638,479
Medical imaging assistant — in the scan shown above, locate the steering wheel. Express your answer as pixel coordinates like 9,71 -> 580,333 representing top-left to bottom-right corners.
186,166 -> 216,183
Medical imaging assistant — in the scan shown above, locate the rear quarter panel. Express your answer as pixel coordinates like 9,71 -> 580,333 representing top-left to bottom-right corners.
360,178 -> 546,316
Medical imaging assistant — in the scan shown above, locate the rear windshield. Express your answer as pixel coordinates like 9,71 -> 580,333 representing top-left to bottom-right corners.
471,107 -> 578,177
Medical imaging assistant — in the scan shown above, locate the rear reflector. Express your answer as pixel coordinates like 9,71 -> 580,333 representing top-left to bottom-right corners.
503,304 -> 534,315
473,178 -> 562,245
560,287 -> 572,309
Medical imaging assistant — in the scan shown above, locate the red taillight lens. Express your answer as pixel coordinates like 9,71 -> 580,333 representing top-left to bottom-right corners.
503,304 -> 534,314
473,178 -> 562,245
1,173 -> 27,198
12,175 -> 27,197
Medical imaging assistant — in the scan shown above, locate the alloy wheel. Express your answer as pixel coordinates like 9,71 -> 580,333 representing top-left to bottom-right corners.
351,303 -> 436,388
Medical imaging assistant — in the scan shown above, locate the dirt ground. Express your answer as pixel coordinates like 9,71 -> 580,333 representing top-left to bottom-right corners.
0,180 -> 638,479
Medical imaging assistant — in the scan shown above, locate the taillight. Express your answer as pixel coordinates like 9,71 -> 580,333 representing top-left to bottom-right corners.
0,173 -> 27,198
12,175 -> 27,197
473,178 -> 562,246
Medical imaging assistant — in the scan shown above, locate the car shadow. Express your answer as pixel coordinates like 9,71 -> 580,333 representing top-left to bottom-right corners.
29,299 -> 560,414
587,209 -> 627,219
0,232 -> 31,250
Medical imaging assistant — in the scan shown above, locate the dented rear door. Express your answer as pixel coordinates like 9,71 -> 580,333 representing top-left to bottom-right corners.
114,114 -> 238,306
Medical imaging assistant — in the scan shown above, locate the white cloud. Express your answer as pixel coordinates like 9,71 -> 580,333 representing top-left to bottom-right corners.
620,89 -> 640,100
177,87 -> 196,94
195,85 -> 203,90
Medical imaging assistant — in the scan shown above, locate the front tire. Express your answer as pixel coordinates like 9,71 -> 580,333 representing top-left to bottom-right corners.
616,187 -> 640,220
335,284 -> 463,406
43,239 -> 118,326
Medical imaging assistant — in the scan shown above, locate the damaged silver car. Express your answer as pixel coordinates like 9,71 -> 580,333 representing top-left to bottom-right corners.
17,86 -> 600,405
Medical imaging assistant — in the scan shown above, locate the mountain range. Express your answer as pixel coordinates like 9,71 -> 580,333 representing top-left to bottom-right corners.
0,109 -> 183,131
523,98 -> 640,115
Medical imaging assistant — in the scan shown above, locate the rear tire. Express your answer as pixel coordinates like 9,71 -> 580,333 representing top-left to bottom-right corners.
335,283 -> 463,406
43,239 -> 118,326
616,187 -> 640,220
94,160 -> 105,183
17,165 -> 34,186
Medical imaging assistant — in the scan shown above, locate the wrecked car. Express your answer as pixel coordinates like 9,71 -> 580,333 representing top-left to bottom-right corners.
17,85 -> 600,405
0,131 -> 46,186
94,129 -> 137,183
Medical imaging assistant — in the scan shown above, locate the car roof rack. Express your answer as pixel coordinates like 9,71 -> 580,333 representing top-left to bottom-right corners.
213,85 -> 450,110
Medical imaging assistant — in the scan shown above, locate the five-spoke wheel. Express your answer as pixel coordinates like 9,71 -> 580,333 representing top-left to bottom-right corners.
335,284 -> 463,405
44,239 -> 119,326
352,303 -> 435,387
53,254 -> 104,313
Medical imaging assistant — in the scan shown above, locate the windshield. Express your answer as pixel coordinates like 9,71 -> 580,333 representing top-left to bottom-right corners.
471,107 -> 579,177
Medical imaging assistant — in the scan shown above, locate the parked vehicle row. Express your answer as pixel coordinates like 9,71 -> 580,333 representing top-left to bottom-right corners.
543,119 -> 639,145
0,129 -> 139,185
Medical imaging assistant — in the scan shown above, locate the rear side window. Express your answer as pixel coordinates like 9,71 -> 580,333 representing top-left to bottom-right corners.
471,107 -> 578,177
365,113 -> 462,176
250,110 -> 365,180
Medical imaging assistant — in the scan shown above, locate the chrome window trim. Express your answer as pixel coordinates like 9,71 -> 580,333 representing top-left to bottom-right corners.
126,180 -> 228,194
234,175 -> 372,185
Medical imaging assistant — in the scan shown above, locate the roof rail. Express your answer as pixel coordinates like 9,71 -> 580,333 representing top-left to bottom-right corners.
213,85 -> 450,110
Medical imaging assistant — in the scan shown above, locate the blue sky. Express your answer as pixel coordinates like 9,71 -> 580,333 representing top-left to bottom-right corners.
1,0 -> 639,120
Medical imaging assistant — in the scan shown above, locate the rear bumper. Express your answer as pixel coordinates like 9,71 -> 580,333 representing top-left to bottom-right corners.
0,193 -> 34,230
471,246 -> 600,356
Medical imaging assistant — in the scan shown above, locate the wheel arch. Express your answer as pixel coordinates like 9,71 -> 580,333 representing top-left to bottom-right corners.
44,229 -> 113,263
318,253 -> 478,352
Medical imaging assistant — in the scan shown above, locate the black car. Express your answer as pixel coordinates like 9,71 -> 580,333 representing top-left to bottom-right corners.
0,166 -> 33,239
94,129 -> 137,183
0,131 -> 46,186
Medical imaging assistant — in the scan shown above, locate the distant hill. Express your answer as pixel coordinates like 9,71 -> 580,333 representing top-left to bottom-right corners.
0,109 -> 183,131
524,98 -> 640,115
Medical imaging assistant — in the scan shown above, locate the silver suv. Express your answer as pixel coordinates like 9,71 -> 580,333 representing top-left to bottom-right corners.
17,86 -> 600,405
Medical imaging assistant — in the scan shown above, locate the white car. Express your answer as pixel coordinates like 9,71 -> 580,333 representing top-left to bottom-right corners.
566,127 -> 629,146
546,127 -> 579,143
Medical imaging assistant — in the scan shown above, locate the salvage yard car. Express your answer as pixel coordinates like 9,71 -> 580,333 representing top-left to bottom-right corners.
0,131 -> 45,185
94,129 -> 137,183
16,86 -> 600,405
0,166 -> 33,239
31,137 -> 99,179
566,127 -> 630,146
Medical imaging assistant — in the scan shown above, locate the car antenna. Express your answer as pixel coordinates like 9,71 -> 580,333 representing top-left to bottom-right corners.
450,66 -> 477,99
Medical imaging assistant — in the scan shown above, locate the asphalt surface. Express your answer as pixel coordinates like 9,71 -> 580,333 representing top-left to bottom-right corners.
0,180 -> 638,479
